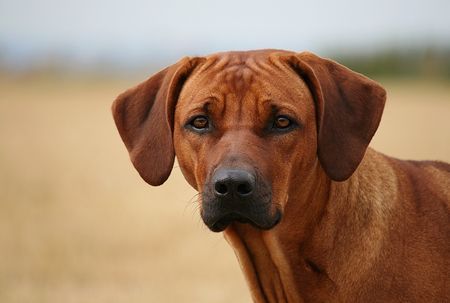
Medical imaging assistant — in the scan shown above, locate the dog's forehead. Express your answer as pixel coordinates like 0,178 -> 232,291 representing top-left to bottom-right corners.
181,50 -> 308,106
199,50 -> 291,81
204,49 -> 291,63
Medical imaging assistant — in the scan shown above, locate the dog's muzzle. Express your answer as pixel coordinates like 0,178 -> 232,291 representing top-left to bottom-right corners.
201,168 -> 281,232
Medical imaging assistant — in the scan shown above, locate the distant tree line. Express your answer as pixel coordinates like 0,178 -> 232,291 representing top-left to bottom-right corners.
335,47 -> 450,79
1,46 -> 449,80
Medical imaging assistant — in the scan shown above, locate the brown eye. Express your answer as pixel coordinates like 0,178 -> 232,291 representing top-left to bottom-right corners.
190,116 -> 209,130
274,116 -> 292,129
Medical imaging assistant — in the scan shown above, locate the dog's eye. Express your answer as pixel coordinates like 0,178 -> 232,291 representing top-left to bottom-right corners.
189,116 -> 209,130
273,116 -> 292,130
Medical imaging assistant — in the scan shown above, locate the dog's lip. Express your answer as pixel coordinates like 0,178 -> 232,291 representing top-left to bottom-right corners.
206,210 -> 282,233
209,213 -> 250,232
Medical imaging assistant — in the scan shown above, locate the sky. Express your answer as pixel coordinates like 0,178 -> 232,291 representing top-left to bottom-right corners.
1,0 -> 449,69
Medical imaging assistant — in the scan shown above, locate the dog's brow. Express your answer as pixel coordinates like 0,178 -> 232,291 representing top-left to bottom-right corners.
270,103 -> 299,114
203,101 -> 212,112
179,96 -> 226,118
258,100 -> 301,117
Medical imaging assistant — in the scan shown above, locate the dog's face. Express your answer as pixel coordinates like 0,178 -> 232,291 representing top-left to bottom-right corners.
112,50 -> 386,232
173,52 -> 318,231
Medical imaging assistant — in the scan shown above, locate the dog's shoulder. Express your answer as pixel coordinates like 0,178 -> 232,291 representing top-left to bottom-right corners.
387,156 -> 450,212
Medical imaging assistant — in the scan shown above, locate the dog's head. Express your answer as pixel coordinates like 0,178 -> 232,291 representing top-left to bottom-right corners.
112,50 -> 386,232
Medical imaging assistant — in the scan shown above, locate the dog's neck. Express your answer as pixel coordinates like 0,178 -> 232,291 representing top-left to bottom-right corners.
223,149 -> 397,302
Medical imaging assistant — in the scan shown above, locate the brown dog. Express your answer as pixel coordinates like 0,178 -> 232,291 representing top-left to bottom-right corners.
112,50 -> 450,303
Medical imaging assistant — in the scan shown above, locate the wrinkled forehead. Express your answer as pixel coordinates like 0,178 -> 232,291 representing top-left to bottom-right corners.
179,51 -> 311,106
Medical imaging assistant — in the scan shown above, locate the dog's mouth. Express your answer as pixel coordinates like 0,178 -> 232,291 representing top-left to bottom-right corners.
203,209 -> 282,233
200,167 -> 279,232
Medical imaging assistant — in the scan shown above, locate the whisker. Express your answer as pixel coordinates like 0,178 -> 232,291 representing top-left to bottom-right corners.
183,193 -> 201,216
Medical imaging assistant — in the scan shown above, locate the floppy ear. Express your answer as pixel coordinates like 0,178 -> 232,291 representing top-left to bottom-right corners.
283,52 -> 386,181
112,57 -> 204,186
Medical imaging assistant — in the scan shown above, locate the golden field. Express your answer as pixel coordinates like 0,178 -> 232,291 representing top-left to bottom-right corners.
0,74 -> 449,303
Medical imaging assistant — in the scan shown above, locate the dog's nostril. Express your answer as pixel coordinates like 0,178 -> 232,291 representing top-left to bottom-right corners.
237,182 -> 253,196
212,169 -> 256,198
215,182 -> 228,196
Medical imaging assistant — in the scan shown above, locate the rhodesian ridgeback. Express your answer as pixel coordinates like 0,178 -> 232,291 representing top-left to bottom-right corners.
112,50 -> 450,302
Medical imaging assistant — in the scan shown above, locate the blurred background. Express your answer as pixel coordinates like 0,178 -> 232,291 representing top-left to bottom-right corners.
0,0 -> 449,302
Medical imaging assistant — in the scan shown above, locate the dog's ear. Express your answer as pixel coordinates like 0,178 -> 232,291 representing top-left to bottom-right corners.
283,52 -> 386,181
112,57 -> 204,186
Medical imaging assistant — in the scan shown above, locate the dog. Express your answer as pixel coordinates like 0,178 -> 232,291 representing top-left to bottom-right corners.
112,50 -> 450,302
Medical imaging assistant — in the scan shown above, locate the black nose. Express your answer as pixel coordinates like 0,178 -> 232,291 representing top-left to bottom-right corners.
212,169 -> 256,199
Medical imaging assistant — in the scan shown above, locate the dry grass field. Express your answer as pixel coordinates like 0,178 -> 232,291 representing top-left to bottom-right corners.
0,74 -> 449,303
